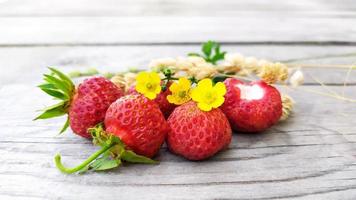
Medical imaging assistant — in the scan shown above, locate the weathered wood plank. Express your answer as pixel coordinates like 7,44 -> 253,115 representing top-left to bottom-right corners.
0,0 -> 355,17
0,1 -> 355,199
0,84 -> 355,199
0,17 -> 356,45
0,45 -> 355,85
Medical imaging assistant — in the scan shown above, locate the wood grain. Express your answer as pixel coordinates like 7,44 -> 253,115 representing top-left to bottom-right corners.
0,0 -> 355,17
0,84 -> 355,199
0,0 -> 355,199
1,17 -> 356,45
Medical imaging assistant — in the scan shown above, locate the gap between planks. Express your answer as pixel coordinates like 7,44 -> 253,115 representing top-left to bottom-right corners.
1,41 -> 356,48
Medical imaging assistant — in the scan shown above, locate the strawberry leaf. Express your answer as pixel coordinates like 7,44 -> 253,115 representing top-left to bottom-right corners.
38,83 -> 56,89
59,116 -> 70,134
34,101 -> 67,120
78,153 -> 121,173
36,68 -> 76,134
44,74 -> 71,94
39,87 -> 67,100
121,150 -> 157,164
55,122 -> 158,174
93,158 -> 121,171
48,67 -> 75,89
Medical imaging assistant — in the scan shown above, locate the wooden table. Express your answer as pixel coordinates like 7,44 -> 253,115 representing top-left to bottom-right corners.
0,0 -> 355,199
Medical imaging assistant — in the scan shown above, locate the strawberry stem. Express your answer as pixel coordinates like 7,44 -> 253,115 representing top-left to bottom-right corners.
54,142 -> 116,174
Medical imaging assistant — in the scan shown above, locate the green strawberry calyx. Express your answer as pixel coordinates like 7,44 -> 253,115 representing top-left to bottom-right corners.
54,124 -> 157,174
34,67 -> 76,134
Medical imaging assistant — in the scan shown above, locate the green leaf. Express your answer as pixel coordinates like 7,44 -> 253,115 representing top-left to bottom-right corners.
48,67 -> 75,89
187,53 -> 202,57
188,41 -> 226,64
77,157 -> 103,174
59,116 -> 70,134
212,74 -> 229,84
121,150 -> 157,164
40,88 -> 67,100
109,136 -> 125,146
202,41 -> 214,57
34,101 -> 67,120
38,83 -> 56,90
44,74 -> 71,95
211,51 -> 226,64
89,123 -> 110,146
77,164 -> 90,174
68,71 -> 82,78
215,44 -> 220,54
78,153 -> 120,174
94,158 -> 121,171
103,72 -> 114,79
68,68 -> 100,78
35,108 -> 66,120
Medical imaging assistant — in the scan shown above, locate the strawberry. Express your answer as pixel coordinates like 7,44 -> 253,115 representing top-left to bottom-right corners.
105,94 -> 169,158
127,82 -> 176,118
167,101 -> 232,160
35,68 -> 124,138
221,78 -> 282,132
54,94 -> 168,174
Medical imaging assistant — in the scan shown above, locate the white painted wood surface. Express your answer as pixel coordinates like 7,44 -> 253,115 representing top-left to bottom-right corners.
0,0 -> 355,199
1,17 -> 356,45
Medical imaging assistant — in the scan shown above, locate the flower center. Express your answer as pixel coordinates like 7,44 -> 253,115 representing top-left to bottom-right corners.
146,83 -> 152,89
204,91 -> 216,104
178,91 -> 187,98
146,83 -> 153,90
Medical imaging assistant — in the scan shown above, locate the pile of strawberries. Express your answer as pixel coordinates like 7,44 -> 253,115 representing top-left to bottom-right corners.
36,67 -> 282,174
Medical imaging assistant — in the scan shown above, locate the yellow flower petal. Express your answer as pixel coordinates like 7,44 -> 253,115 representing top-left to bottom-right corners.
179,78 -> 191,90
145,92 -> 157,100
211,96 -> 225,108
213,82 -> 227,96
149,72 -> 161,83
169,82 -> 179,92
154,84 -> 162,93
197,78 -> 213,89
197,102 -> 212,111
178,95 -> 191,105
167,95 -> 176,104
135,84 -> 147,94
191,78 -> 226,111
136,72 -> 149,83
135,71 -> 161,100
191,88 -> 203,102
166,77 -> 192,105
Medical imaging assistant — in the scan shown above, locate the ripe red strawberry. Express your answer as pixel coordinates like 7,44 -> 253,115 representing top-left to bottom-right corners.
221,78 -> 282,132
54,94 -> 168,174
105,94 -> 169,158
167,101 -> 232,160
36,68 -> 124,138
127,82 -> 176,118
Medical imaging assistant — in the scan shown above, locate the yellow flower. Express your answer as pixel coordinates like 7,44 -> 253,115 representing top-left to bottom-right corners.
167,77 -> 192,105
191,79 -> 226,111
135,72 -> 161,100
